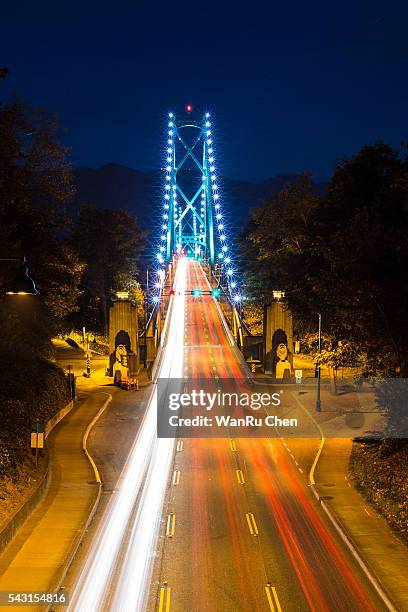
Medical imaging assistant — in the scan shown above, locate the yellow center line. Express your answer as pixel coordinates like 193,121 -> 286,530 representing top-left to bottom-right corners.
236,469 -> 245,484
272,586 -> 282,612
158,584 -> 171,612
265,585 -> 282,612
245,512 -> 259,536
172,469 -> 180,485
292,393 -> 325,486
177,440 -> 183,452
265,585 -> 275,611
166,513 -> 176,537
229,439 -> 237,452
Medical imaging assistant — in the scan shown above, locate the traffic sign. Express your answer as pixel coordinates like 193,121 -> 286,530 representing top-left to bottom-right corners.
295,369 -> 303,383
30,431 -> 44,449
31,422 -> 45,466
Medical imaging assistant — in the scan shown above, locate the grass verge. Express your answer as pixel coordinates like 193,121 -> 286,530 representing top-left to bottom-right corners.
349,439 -> 408,544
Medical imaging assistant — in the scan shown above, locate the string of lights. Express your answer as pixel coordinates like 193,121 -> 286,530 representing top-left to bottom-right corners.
203,112 -> 241,303
153,107 -> 241,305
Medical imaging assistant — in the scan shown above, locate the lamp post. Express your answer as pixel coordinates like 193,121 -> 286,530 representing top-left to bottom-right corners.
316,313 -> 322,412
272,290 -> 285,301
0,257 -> 39,295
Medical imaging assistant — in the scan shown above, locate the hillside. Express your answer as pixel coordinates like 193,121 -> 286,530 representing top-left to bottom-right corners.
74,164 -> 326,233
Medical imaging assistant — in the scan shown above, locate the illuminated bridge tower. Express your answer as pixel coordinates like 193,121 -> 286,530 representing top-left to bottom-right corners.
159,105 -> 215,265
155,106 -> 238,289
154,105 -> 240,308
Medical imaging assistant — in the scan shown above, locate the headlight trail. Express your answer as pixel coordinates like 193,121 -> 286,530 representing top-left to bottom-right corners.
68,257 -> 186,611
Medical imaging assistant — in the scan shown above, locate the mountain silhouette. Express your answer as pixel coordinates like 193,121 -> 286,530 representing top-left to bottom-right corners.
74,163 -> 326,233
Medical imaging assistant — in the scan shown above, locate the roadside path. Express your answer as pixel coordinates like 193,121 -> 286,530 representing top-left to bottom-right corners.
294,390 -> 408,611
0,391 -> 111,611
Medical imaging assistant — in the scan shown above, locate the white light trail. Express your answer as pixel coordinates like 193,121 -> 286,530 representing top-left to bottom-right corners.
68,257 -> 187,611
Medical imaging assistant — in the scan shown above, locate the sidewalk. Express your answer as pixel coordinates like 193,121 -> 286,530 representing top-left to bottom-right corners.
0,391 -> 111,611
296,389 -> 408,611
315,438 -> 408,611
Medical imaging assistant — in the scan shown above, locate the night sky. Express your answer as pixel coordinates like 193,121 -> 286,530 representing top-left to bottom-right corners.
1,1 -> 407,181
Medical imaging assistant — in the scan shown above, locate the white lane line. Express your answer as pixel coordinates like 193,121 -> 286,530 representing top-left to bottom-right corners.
172,470 -> 180,485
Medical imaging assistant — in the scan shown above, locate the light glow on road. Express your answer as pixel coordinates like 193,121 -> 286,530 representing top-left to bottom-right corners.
68,257 -> 187,611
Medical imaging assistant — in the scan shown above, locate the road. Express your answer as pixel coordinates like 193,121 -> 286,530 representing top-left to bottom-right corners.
52,338 -> 107,381
67,256 -> 186,611
147,259 -> 385,611
68,258 -> 385,611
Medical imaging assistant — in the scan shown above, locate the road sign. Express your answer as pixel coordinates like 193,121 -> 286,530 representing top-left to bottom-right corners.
31,423 -> 44,447
295,369 -> 303,383
294,341 -> 300,353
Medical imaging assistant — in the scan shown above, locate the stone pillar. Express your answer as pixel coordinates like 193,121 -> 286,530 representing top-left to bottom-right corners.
263,298 -> 293,377
108,299 -> 139,381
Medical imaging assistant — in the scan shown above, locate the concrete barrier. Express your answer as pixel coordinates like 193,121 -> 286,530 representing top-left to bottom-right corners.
0,456 -> 50,556
45,400 -> 74,438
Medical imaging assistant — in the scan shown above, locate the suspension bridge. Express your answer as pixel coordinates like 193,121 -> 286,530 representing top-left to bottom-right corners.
66,107 -> 384,612
155,106 -> 239,299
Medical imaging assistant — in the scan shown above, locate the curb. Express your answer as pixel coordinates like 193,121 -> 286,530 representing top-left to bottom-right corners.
310,484 -> 397,612
0,457 -> 51,557
293,394 -> 397,612
46,393 -> 112,608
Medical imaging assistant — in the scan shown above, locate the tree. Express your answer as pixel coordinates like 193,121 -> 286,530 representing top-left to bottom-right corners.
315,144 -> 408,375
242,300 -> 264,336
0,87 -> 80,482
239,173 -> 321,334
72,205 -> 147,332
240,145 -> 408,375
0,99 -> 83,323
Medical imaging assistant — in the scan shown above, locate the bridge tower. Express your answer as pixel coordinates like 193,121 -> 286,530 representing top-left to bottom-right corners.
155,106 -> 239,299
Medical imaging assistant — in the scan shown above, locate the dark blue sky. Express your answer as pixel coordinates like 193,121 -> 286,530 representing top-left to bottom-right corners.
1,1 -> 407,181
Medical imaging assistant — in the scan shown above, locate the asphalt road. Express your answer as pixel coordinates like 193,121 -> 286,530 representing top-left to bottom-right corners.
66,258 -> 387,612
52,338 -> 107,381
147,259 -> 385,612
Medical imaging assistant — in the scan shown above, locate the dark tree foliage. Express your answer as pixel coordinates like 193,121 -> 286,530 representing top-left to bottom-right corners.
0,93 -> 80,478
0,99 -> 84,322
239,173 -> 322,336
240,145 -> 408,376
0,297 -> 71,479
72,205 -> 147,332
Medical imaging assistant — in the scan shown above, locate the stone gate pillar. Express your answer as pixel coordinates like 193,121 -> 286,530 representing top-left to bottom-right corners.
263,292 -> 293,377
108,296 -> 139,381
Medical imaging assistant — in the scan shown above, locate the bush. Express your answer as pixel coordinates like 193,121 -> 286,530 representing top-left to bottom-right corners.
0,356 -> 70,480
350,439 -> 408,542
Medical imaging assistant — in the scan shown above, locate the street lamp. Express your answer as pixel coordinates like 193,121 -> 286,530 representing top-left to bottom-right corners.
1,257 -> 39,295
273,290 -> 285,301
116,290 -> 129,300
316,313 -> 322,412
